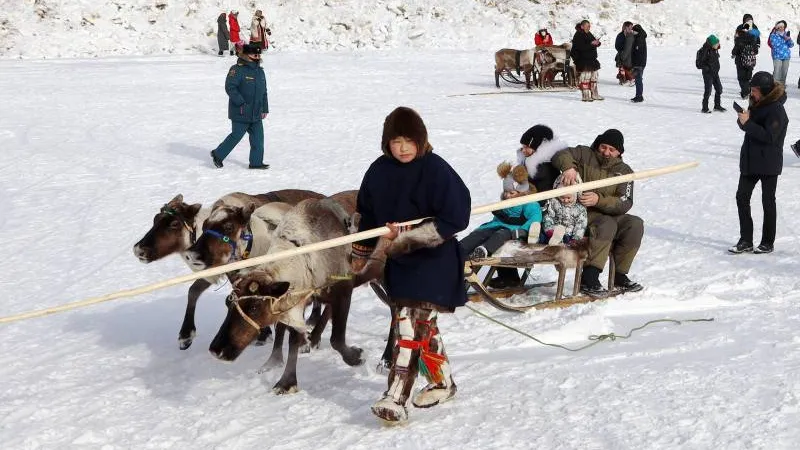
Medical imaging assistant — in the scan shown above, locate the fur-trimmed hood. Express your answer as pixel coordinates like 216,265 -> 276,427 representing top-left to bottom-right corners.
518,138 -> 568,179
750,82 -> 787,109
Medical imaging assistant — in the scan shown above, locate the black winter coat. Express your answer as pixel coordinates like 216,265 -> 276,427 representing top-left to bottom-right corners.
572,30 -> 601,71
631,25 -> 647,67
697,43 -> 720,74
732,32 -> 758,68
355,152 -> 471,309
738,84 -> 788,176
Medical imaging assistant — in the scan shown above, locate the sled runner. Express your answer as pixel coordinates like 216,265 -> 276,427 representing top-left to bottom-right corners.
464,242 -> 620,312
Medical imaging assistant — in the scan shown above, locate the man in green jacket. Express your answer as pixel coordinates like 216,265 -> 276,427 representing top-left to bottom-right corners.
210,43 -> 270,169
551,129 -> 644,296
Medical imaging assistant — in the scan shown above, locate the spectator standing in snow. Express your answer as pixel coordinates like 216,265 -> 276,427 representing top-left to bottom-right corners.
696,35 -> 726,113
614,21 -> 635,85
250,9 -> 270,50
210,43 -> 270,170
535,28 -> 554,47
737,14 -> 761,49
768,21 -> 794,85
228,10 -> 241,54
216,13 -> 230,57
630,24 -> 647,103
572,19 -> 603,102
732,23 -> 759,99
729,71 -> 788,255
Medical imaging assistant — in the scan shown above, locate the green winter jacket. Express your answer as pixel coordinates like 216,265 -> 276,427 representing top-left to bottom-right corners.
551,145 -> 634,216
225,58 -> 269,123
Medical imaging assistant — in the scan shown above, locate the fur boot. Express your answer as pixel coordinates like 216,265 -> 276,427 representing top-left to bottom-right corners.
581,87 -> 593,102
528,222 -> 542,245
548,224 -> 566,245
411,310 -> 457,408
590,82 -> 604,101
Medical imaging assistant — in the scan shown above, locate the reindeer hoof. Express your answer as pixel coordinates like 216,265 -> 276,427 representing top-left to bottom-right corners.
342,346 -> 364,366
178,331 -> 196,350
299,343 -> 312,354
272,383 -> 299,395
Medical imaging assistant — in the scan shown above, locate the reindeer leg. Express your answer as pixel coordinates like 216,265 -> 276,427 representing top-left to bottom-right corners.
305,300 -> 322,329
272,327 -> 303,394
259,322 -> 286,372
379,303 -> 397,372
328,283 -> 364,367
255,326 -> 272,346
178,278 -> 211,350
307,304 -> 331,350
495,70 -> 501,88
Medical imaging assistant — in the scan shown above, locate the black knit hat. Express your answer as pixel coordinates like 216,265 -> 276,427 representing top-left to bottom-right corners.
592,128 -> 625,154
520,125 -> 554,149
381,106 -> 432,157
242,43 -> 261,55
750,71 -> 774,96
743,14 -> 754,23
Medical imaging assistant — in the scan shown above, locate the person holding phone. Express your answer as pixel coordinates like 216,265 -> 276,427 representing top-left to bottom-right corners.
768,20 -> 794,85
729,71 -> 789,255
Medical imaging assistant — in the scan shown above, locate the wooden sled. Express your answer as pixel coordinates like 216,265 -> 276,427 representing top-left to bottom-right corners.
464,242 -> 619,312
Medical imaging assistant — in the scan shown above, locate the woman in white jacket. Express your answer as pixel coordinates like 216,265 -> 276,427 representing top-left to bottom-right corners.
250,10 -> 270,50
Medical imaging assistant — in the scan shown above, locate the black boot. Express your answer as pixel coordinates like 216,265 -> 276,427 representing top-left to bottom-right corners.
487,268 -> 521,289
580,266 -> 607,297
614,273 -> 643,292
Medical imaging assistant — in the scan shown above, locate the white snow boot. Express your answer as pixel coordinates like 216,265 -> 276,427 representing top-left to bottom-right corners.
548,225 -> 566,245
412,381 -> 457,408
372,394 -> 408,423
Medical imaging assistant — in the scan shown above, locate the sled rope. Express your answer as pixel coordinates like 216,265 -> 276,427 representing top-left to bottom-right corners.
465,304 -> 714,352
0,162 -> 699,325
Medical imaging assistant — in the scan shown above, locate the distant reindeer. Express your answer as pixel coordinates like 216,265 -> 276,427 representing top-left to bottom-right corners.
536,43 -> 577,89
132,190 -> 324,350
494,48 -> 536,89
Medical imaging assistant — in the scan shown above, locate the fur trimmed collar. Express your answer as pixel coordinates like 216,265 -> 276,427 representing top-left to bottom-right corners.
751,82 -> 787,109
517,138 -> 568,178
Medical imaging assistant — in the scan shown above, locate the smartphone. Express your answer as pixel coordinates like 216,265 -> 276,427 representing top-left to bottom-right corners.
733,101 -> 744,113
787,31 -> 791,37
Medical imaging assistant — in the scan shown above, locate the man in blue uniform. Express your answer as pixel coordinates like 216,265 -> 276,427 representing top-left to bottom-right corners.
210,43 -> 270,169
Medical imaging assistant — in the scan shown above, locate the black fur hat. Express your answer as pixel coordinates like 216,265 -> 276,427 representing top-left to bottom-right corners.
750,71 -> 774,96
242,43 -> 261,55
381,106 -> 432,158
520,124 -> 553,149
592,128 -> 625,154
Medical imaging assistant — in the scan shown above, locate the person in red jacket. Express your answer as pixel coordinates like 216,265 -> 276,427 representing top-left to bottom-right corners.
228,10 -> 241,55
535,28 -> 554,47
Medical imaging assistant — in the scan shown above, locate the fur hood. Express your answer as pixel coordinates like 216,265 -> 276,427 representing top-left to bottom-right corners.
518,138 -> 568,179
750,82 -> 787,109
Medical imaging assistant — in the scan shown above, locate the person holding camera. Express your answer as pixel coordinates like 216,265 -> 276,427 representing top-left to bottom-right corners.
732,23 -> 759,99
768,20 -> 794,85
729,71 -> 789,255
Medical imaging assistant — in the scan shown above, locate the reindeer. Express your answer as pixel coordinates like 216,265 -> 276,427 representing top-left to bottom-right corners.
494,48 -> 536,89
535,44 -> 577,89
132,189 -> 324,350
209,197 -> 364,394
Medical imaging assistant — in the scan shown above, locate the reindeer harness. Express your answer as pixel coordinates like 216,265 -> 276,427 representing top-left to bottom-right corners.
201,225 -> 255,261
160,205 -> 197,244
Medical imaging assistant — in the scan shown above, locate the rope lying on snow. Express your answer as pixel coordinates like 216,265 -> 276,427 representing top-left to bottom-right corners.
465,304 -> 714,352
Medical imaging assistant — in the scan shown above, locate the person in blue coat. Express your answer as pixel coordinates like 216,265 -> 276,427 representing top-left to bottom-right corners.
459,162 -> 542,260
210,43 -> 269,169
351,106 -> 471,424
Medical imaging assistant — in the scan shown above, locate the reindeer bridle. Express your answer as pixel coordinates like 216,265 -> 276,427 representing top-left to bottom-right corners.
160,205 -> 197,244
202,225 -> 254,262
227,289 -> 317,332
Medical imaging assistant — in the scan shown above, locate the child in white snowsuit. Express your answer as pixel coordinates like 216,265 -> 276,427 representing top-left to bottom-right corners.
542,173 -> 588,245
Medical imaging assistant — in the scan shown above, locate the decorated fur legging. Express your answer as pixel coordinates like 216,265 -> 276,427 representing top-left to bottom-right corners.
578,70 -> 601,100
384,305 -> 453,405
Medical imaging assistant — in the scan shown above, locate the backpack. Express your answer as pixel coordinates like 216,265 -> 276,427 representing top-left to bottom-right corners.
695,47 -> 704,70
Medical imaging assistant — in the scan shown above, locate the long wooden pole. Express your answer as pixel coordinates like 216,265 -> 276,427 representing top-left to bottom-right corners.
0,161 -> 698,324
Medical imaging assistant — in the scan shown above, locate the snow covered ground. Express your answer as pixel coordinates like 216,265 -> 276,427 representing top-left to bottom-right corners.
1,45 -> 800,448
2,0 -> 798,58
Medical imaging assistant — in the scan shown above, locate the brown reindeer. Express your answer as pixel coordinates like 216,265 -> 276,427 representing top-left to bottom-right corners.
536,43 -> 577,89
209,197 -> 364,394
494,48 -> 536,89
132,190 -> 324,350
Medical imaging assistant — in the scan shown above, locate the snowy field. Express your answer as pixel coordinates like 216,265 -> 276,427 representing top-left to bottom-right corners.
1,47 -> 800,449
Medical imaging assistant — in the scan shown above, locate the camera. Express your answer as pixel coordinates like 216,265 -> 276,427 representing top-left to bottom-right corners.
742,23 -> 750,30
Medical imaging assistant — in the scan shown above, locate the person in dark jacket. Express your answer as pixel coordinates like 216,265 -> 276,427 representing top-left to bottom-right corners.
630,24 -> 647,103
210,43 -> 270,169
351,106 -> 471,423
729,72 -> 789,254
697,35 -> 726,113
615,21 -> 635,85
571,20 -> 603,102
732,24 -> 759,99
216,13 -> 230,56
551,129 -> 644,296
737,13 -> 761,48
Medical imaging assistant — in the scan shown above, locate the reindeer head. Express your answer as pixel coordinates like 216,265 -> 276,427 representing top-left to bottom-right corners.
183,203 -> 256,271
209,271 -> 292,361
133,194 -> 202,263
